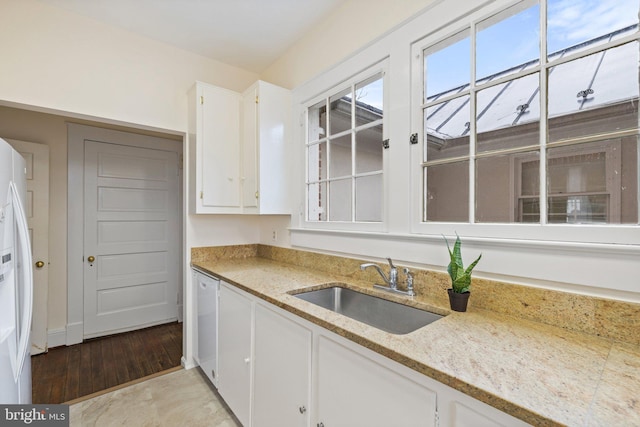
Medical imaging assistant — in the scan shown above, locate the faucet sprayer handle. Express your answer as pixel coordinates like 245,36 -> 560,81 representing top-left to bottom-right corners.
403,267 -> 416,296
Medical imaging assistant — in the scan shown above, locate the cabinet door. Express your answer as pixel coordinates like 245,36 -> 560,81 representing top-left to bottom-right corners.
194,271 -> 219,387
241,80 -> 291,214
253,303 -> 312,427
200,84 -> 241,209
316,335 -> 436,427
241,83 -> 259,210
218,283 -> 253,426
437,384 -> 532,427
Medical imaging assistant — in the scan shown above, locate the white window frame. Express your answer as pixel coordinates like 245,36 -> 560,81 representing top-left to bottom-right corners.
409,0 -> 640,246
300,59 -> 389,232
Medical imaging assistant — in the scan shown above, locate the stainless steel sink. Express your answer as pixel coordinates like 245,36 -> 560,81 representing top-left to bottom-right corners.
293,286 -> 443,334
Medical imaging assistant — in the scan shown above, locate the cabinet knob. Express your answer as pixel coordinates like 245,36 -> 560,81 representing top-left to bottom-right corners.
317,423 -> 324,427
35,260 -> 45,268
299,406 -> 306,414
244,357 -> 250,364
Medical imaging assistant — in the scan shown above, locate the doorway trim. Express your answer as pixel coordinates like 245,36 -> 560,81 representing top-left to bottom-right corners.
67,123 -> 183,345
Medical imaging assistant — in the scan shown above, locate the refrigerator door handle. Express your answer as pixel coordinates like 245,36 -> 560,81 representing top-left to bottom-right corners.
10,182 -> 33,381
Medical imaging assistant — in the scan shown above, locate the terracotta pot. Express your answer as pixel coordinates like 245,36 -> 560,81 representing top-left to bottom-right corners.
447,289 -> 470,312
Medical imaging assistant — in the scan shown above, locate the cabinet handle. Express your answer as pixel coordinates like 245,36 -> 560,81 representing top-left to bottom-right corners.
299,406 -> 306,414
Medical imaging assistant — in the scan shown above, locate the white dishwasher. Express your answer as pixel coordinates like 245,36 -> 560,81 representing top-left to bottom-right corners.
193,268 -> 219,387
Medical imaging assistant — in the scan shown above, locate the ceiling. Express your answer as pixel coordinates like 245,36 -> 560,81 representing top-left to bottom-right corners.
38,0 -> 344,73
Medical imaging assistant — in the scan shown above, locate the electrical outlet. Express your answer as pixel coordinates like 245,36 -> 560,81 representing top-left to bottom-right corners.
271,230 -> 277,242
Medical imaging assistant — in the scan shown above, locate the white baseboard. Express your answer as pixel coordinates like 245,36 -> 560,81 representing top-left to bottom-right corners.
47,327 -> 67,349
181,356 -> 196,370
66,321 -> 83,346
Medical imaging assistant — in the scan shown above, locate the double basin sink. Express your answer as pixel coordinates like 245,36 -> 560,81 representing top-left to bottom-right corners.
292,285 -> 443,335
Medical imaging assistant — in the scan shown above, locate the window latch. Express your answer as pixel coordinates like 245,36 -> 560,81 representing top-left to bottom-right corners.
409,133 -> 418,144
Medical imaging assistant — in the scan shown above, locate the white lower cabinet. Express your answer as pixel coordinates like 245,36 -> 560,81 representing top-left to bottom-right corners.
218,283 -> 253,427
253,303 -> 312,427
193,270 -> 219,386
316,335 -> 437,427
437,383 -> 531,427
209,281 -> 531,427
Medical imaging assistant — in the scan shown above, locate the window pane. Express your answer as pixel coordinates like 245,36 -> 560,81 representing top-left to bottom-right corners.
355,75 -> 383,127
356,174 -> 382,222
329,135 -> 352,178
308,100 -> 326,143
521,158 -> 540,197
425,161 -> 469,222
424,31 -> 470,100
476,151 -> 539,223
547,137 -> 639,224
425,95 -> 470,161
356,125 -> 383,174
548,42 -> 639,142
329,179 -> 352,221
307,142 -> 326,182
476,1 -> 540,82
519,198 -> 540,223
477,73 -> 540,153
307,182 -> 327,221
515,153 -> 542,223
547,0 -> 639,58
548,195 -> 609,223
548,151 -> 606,194
329,89 -> 352,135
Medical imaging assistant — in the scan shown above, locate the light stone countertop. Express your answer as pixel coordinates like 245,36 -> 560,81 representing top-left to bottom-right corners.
192,257 -> 640,427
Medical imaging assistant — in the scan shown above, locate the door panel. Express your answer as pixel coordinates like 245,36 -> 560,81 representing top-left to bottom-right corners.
83,140 -> 179,338
6,139 -> 49,355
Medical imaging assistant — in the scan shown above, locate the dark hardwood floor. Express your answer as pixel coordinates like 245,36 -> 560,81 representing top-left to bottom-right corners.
31,321 -> 183,404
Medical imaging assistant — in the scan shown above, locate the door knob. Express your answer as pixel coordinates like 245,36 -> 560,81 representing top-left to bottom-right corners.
35,261 -> 45,268
87,256 -> 95,263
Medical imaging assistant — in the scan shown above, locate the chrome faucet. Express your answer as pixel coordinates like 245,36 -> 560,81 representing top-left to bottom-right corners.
360,258 -> 415,297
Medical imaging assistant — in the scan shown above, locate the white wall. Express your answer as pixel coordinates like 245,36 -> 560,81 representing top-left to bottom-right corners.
0,0 -> 259,131
261,0 -> 441,89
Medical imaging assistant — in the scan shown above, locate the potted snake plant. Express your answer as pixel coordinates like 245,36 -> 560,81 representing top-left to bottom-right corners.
444,235 -> 482,312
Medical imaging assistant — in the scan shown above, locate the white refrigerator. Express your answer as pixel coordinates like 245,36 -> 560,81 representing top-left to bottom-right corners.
0,137 -> 33,404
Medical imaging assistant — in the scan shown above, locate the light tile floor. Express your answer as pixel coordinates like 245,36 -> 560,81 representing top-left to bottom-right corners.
70,368 -> 240,426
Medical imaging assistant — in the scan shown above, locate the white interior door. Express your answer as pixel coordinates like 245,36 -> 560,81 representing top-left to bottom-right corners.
6,139 -> 49,356
83,140 -> 180,338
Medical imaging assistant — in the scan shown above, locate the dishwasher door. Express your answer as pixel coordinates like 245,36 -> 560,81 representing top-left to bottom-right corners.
194,269 -> 219,387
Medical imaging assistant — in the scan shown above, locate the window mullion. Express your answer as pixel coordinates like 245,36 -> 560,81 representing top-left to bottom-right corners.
469,22 -> 477,224
351,84 -> 357,222
325,98 -> 332,221
539,0 -> 548,225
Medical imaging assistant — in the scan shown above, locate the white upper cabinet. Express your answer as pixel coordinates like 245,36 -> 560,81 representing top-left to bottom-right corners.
189,82 -> 242,214
189,80 -> 291,214
241,80 -> 292,214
